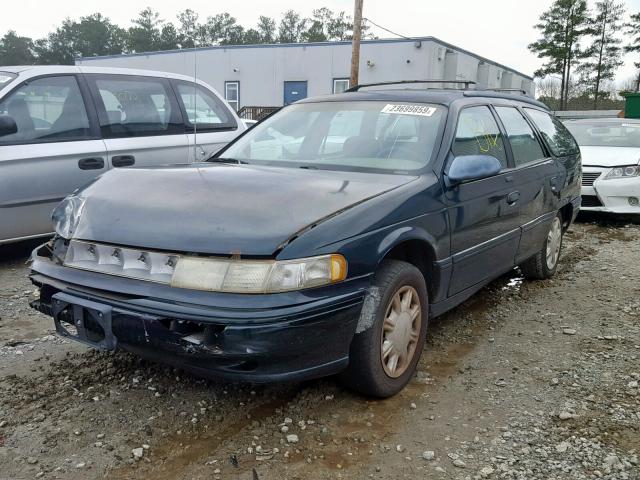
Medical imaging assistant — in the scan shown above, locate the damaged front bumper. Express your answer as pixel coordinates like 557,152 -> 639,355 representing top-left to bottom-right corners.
30,243 -> 368,383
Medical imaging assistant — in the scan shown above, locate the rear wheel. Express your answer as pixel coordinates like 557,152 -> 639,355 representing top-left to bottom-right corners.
340,260 -> 428,398
520,213 -> 563,279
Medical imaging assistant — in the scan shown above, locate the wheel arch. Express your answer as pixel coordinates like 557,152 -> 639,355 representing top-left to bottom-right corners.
375,228 -> 441,303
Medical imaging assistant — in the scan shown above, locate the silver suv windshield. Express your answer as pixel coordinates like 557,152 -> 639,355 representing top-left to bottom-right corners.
566,120 -> 640,148
221,101 -> 446,173
0,72 -> 17,89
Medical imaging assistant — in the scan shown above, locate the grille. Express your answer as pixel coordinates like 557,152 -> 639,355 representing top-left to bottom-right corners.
581,195 -> 603,208
582,172 -> 602,186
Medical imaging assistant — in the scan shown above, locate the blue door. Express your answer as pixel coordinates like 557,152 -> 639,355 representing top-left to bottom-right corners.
283,81 -> 308,105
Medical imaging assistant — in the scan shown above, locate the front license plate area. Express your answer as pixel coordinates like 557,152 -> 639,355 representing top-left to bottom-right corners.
51,292 -> 117,350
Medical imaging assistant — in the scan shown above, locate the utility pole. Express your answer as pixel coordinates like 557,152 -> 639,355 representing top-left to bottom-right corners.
350,0 -> 364,88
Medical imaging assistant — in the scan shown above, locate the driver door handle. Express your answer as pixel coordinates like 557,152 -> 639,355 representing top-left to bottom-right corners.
78,157 -> 105,170
506,191 -> 520,205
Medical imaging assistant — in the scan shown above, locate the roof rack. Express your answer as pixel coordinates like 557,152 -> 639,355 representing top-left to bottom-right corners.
484,88 -> 530,96
346,79 -> 477,92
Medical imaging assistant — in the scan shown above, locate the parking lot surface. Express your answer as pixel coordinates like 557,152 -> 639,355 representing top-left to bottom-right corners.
0,219 -> 639,480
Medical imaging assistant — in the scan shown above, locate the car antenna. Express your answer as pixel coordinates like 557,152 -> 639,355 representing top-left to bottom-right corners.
192,36 -> 198,162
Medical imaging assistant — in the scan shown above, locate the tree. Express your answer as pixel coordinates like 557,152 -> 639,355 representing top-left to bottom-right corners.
127,7 -> 164,53
176,9 -> 201,48
256,16 -> 277,43
529,0 -> 590,110
278,10 -> 307,43
0,31 -> 35,65
73,14 -> 127,59
201,13 -> 244,46
34,19 -> 79,64
625,11 -> 640,91
577,0 -> 624,108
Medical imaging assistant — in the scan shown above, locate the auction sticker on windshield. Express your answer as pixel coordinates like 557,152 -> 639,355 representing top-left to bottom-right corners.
381,104 -> 437,116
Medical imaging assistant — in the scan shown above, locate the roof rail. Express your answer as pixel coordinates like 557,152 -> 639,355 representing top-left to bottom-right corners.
346,79 -> 477,92
483,87 -> 530,96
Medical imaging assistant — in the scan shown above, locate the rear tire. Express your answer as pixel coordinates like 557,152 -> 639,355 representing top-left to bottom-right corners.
520,213 -> 563,280
340,260 -> 428,398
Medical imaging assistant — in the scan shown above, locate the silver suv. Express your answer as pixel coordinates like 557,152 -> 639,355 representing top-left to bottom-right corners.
0,66 -> 245,245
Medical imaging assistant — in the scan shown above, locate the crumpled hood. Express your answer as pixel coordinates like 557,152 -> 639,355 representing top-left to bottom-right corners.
580,146 -> 640,167
73,164 -> 415,256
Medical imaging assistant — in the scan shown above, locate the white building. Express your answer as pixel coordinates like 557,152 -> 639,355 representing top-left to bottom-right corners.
76,36 -> 534,114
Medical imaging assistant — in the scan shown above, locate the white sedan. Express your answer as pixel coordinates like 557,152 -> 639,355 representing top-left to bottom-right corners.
565,118 -> 640,214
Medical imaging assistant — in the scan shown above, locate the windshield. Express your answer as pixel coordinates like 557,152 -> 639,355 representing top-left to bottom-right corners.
0,72 -> 17,89
565,121 -> 640,148
220,101 -> 446,173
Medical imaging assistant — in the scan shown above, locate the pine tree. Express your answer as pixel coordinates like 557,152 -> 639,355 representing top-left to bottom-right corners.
529,0 -> 590,110
625,11 -> 640,91
578,0 -> 624,109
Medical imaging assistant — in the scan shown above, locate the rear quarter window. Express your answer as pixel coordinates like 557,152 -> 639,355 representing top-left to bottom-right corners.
524,108 -> 579,157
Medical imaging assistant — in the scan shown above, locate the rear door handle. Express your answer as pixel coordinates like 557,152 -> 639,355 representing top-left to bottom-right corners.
507,191 -> 520,205
112,155 -> 135,167
78,157 -> 105,170
550,176 -> 559,191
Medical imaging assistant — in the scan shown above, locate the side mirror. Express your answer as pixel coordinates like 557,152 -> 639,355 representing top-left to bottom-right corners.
0,115 -> 18,137
446,155 -> 502,184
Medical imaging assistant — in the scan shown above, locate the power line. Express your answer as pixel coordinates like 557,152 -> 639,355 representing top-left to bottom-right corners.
362,18 -> 414,40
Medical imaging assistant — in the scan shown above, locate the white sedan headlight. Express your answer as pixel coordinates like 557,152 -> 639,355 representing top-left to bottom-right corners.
171,254 -> 347,293
604,165 -> 640,180
51,196 -> 86,239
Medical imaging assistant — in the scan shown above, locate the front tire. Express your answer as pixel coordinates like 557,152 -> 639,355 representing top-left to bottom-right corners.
340,260 -> 428,398
520,213 -> 564,279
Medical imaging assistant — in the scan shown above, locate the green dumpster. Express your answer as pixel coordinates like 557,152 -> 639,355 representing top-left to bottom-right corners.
624,92 -> 640,119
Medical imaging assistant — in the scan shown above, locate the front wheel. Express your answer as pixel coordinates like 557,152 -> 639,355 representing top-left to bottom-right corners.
520,213 -> 564,279
340,260 -> 428,398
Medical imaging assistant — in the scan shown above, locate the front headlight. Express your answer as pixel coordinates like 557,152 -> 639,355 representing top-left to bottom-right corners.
171,254 -> 347,293
51,196 -> 86,239
604,165 -> 640,180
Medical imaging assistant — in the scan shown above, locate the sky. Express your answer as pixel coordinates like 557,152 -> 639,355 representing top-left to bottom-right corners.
2,0 -> 640,83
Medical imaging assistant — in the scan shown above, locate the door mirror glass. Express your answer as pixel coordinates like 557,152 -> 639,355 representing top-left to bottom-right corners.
447,155 -> 502,183
0,115 -> 17,137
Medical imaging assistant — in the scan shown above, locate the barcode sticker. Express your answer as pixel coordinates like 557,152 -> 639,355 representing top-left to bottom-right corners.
381,104 -> 437,116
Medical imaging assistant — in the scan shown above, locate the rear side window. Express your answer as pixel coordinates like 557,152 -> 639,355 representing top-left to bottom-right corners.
524,108 -> 579,157
494,106 -> 545,166
174,82 -> 237,131
452,106 -> 508,167
89,75 -> 182,138
0,75 -> 91,145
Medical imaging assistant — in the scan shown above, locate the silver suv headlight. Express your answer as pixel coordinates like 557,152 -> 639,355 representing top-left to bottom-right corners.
51,196 -> 86,239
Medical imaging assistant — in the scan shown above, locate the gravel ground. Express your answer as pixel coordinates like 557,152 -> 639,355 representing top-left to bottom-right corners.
0,218 -> 638,480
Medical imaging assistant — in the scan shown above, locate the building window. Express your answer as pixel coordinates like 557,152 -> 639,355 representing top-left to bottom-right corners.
225,81 -> 239,111
333,78 -> 350,94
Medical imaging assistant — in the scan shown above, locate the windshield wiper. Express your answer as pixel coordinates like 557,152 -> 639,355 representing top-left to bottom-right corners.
207,157 -> 249,165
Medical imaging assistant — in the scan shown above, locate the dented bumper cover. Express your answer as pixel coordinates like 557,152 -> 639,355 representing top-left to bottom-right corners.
30,245 -> 368,383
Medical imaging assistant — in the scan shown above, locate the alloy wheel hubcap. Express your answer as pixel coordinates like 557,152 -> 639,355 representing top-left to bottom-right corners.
381,285 -> 421,378
546,217 -> 562,270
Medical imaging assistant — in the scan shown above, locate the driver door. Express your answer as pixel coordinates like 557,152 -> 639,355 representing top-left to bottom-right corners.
445,105 -> 521,295
0,74 -> 107,243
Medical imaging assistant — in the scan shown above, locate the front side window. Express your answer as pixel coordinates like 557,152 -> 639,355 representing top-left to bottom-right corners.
333,78 -> 350,94
225,81 -> 239,111
452,106 -> 508,167
524,108 -> 579,157
90,75 -> 181,138
221,101 -> 446,173
495,106 -> 545,166
176,82 -> 236,130
565,121 -> 640,148
0,75 -> 90,144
